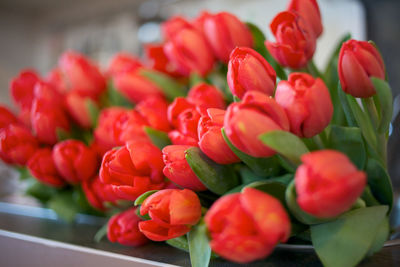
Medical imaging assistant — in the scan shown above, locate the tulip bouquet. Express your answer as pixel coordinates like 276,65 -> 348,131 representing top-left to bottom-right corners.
0,0 -> 394,266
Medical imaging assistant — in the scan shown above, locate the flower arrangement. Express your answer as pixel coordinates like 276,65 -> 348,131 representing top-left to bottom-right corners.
0,0 -> 394,266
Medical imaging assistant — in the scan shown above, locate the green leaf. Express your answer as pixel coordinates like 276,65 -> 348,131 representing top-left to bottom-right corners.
16,167 -> 31,180
259,130 -> 309,165
311,205 -> 388,267
185,147 -> 239,195
244,180 -> 287,204
239,166 -> 267,184
365,159 -> 393,211
323,33 -> 351,75
25,179 -> 58,203
94,223 -> 108,243
56,127 -> 70,142
144,127 -> 171,150
105,80 -> 133,107
166,235 -> 190,253
221,128 -> 281,177
328,126 -> 366,169
188,221 -> 211,267
189,73 -> 204,87
140,69 -> 186,101
371,77 -> 393,134
85,98 -> 100,128
48,191 -> 81,223
338,83 -> 357,127
367,216 -> 389,256
134,190 -> 159,206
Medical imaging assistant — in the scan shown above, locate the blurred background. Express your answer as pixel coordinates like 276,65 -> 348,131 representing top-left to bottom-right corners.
0,0 -> 399,187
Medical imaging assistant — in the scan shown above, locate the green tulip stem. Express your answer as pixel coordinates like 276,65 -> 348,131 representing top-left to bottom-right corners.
312,134 -> 325,149
351,198 -> 366,210
306,60 -> 322,78
362,97 -> 379,129
378,133 -> 388,168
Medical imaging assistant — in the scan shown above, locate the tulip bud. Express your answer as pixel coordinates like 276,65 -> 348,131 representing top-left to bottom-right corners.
46,68 -> 68,94
224,91 -> 289,157
139,189 -> 202,241
205,187 -> 291,263
108,207 -> 149,246
82,176 -> 119,211
227,47 -> 276,99
187,83 -> 226,110
164,28 -> 215,77
65,91 -> 96,129
161,16 -> 192,40
295,150 -> 367,218
275,73 -> 333,138
144,43 -> 181,77
288,0 -> 323,38
162,145 -> 207,191
198,108 -> 239,164
99,141 -> 165,201
27,148 -> 65,187
338,39 -> 385,98
33,81 -> 64,107
10,69 -> 41,110
266,11 -> 316,69
200,12 -> 253,62
135,96 -> 171,132
107,52 -> 143,77
0,124 -> 38,165
52,140 -> 98,184
0,105 -> 19,129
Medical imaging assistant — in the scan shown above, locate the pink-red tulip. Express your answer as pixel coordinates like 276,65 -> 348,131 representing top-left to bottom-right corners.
10,69 -> 41,110
135,96 -> 171,132
27,148 -> 65,187
295,150 -> 367,218
0,124 -> 38,165
144,43 -> 181,77
52,140 -> 98,184
99,141 -> 165,201
162,145 -> 207,191
0,105 -> 19,129
266,11 -> 316,69
187,83 -> 226,110
82,176 -> 119,211
139,189 -> 202,241
108,207 -> 149,246
227,47 -> 276,99
161,16 -> 192,40
65,91 -> 96,129
288,0 -> 323,38
198,108 -> 239,164
338,39 -> 385,98
205,187 -> 291,263
275,73 -> 333,138
107,52 -> 143,77
224,91 -> 289,157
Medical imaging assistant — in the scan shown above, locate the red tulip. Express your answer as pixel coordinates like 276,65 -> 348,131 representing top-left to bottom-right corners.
33,81 -> 64,107
224,91 -> 289,157
266,11 -> 316,69
275,73 -> 333,138
135,96 -> 171,132
162,145 -> 207,191
161,16 -> 192,40
198,108 -> 239,164
164,28 -> 215,77
295,150 -> 367,218
338,39 -> 385,98
200,12 -> 253,62
205,187 -> 291,263
0,124 -> 38,165
0,105 -> 19,129
58,51 -> 106,98
46,68 -> 68,94
139,189 -> 202,241
65,91 -> 95,129
107,52 -> 143,77
27,148 -> 65,187
99,141 -> 165,201
82,176 -> 119,211
30,97 -> 70,145
288,0 -> 323,38
187,83 -> 226,110
227,47 -> 276,99
108,207 -> 149,246
52,140 -> 98,184
144,43 -> 181,77
10,69 -> 41,110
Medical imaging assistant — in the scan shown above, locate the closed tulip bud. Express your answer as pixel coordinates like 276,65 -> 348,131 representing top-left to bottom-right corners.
65,91 -> 96,129
275,73 -> 333,138
108,208 -> 149,246
266,11 -> 316,69
187,83 -> 226,110
0,105 -> 19,129
139,189 -> 202,241
200,12 -> 253,63
58,51 -> 106,98
99,141 -> 165,201
10,69 -> 41,110
162,145 -> 207,191
224,91 -> 289,157
82,176 -> 119,211
198,108 -> 239,164
161,16 -> 192,40
0,124 -> 38,165
113,69 -> 164,104
30,98 -> 70,145
227,47 -> 276,99
295,150 -> 367,218
288,0 -> 323,38
205,187 -> 291,263
135,96 -> 171,132
338,39 -> 385,98
52,140 -> 98,184
46,68 -> 68,94
144,44 -> 181,77
107,52 -> 143,77
164,28 -> 215,77
27,148 -> 65,187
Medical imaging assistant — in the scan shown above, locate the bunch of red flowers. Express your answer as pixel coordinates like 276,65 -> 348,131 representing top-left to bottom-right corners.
0,0 -> 393,266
